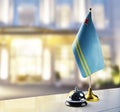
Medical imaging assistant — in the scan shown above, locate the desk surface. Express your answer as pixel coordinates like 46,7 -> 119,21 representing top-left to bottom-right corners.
0,88 -> 120,112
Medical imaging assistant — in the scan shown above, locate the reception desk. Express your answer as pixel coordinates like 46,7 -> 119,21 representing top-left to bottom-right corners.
0,88 -> 120,112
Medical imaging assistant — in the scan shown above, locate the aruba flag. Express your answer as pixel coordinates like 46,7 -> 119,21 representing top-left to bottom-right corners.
72,9 -> 104,78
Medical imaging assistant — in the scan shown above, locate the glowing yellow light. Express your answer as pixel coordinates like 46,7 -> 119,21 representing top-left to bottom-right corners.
11,38 -> 42,80
43,49 -> 51,80
61,46 -> 68,59
0,48 -> 8,80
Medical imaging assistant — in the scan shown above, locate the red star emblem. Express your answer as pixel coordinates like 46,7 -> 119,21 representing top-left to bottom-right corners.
84,18 -> 88,25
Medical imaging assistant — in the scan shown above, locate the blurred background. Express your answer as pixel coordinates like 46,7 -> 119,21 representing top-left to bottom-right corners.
0,0 -> 120,98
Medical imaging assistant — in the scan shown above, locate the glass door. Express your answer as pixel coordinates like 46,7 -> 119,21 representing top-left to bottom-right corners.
10,38 -> 43,83
54,45 -> 76,85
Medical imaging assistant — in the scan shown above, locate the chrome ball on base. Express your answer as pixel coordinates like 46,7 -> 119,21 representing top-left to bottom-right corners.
65,87 -> 87,107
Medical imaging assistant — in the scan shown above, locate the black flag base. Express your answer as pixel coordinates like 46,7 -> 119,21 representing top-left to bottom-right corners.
85,88 -> 99,102
65,87 -> 87,107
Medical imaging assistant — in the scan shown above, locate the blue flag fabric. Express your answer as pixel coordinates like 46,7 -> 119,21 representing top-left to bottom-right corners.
72,11 -> 104,78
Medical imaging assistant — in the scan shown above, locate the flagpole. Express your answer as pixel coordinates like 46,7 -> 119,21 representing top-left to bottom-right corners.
89,75 -> 91,89
85,8 -> 99,102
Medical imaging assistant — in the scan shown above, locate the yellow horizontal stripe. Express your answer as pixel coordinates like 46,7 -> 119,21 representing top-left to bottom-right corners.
76,44 -> 88,77
77,41 -> 91,75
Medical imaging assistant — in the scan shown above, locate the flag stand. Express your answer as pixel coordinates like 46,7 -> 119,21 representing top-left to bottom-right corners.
85,75 -> 99,102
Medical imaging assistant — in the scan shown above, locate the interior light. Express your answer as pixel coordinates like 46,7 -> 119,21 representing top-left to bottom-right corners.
0,48 -> 8,80
43,49 -> 51,80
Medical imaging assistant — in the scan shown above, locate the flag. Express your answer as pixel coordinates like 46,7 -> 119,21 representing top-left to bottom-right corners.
72,10 -> 104,78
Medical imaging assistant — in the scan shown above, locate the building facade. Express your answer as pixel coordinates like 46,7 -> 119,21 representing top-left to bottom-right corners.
0,0 -> 119,85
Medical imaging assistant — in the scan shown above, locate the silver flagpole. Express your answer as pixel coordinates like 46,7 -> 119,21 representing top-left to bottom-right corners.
89,75 -> 92,89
